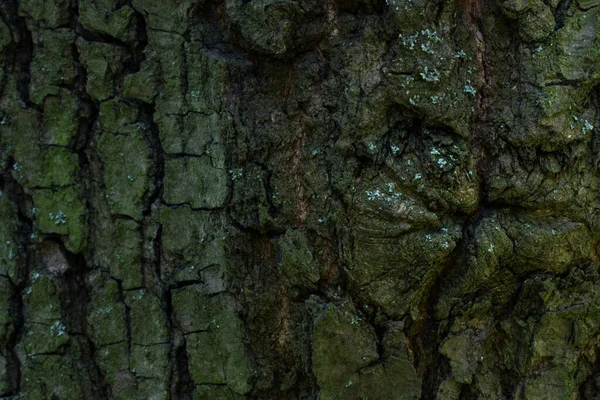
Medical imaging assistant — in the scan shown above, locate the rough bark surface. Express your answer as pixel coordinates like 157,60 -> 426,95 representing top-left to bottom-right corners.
2,0 -> 600,399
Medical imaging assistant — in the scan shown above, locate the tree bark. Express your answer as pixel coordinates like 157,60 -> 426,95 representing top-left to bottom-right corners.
1,0 -> 600,398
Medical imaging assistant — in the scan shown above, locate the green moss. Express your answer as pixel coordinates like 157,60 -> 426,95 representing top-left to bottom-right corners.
148,30 -> 185,114
136,379 -> 169,400
2,107 -> 41,169
0,194 -> 22,280
278,229 -> 319,292
310,298 -> 422,399
20,146 -> 80,188
0,18 -> 11,52
95,342 -> 130,386
357,358 -> 422,400
520,4 -> 555,42
310,298 -> 378,399
32,186 -> 88,252
498,0 -> 538,17
436,379 -> 462,400
42,90 -> 80,146
125,289 -> 168,345
99,99 -> 140,133
440,334 -> 483,384
111,219 -> 144,289
19,0 -> 70,28
23,273 -> 62,323
109,370 -> 140,400
78,3 -> 138,43
0,277 -> 14,345
87,273 -> 127,346
172,286 -> 227,334
224,0 -> 327,57
503,215 -> 594,274
193,385 -> 245,400
173,290 -> 252,393
186,47 -> 228,113
77,39 -> 130,100
186,332 -> 227,385
29,29 -> 77,104
160,206 -> 226,282
164,157 -> 228,209
20,355 -> 86,399
98,130 -> 150,220
123,66 -> 158,103
130,344 -> 169,379
131,0 -> 195,33
23,275 -> 69,355
351,224 -> 461,318
158,112 -> 229,156
0,354 -> 8,394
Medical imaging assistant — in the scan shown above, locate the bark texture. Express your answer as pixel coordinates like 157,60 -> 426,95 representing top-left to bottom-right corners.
2,0 -> 600,399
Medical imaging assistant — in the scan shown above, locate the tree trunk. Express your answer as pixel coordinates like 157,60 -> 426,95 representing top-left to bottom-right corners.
1,0 -> 600,398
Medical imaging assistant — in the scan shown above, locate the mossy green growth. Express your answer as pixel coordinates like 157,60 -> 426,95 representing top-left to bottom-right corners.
0,17 -> 11,52
440,333 -> 486,384
99,99 -> 140,133
32,187 -> 88,253
0,194 -> 22,280
13,146 -> 80,189
185,332 -> 228,385
42,90 -> 80,146
136,378 -> 170,400
504,217 -> 594,275
125,289 -> 168,345
77,39 -> 130,101
193,385 -> 246,400
123,65 -> 158,104
20,355 -> 86,399
356,358 -> 423,400
87,273 -> 127,346
148,30 -> 185,114
436,379 -> 462,400
164,157 -> 228,209
0,353 -> 8,395
78,2 -> 138,43
23,273 -> 63,324
310,298 -> 378,399
95,342 -> 130,387
229,165 -> 275,230
159,206 -> 226,282
130,343 -> 169,379
516,267 -> 600,398
498,0 -> 538,17
385,23 -> 480,137
1,107 -> 39,167
578,0 -> 600,8
158,112 -> 229,156
98,131 -> 150,220
23,274 -> 69,355
0,277 -> 14,346
224,0 -> 327,57
519,4 -> 555,42
186,47 -> 228,113
111,219 -> 144,289
350,224 -> 460,319
172,291 -> 253,394
278,229 -> 319,292
19,0 -> 70,28
131,0 -> 196,33
29,29 -> 77,104
309,297 -> 422,399
172,286 -> 228,334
